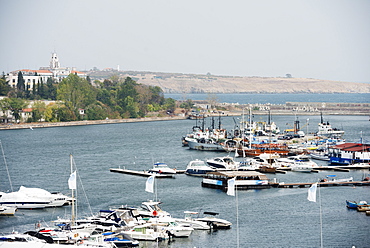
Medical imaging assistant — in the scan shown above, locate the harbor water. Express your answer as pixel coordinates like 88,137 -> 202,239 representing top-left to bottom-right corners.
0,114 -> 369,247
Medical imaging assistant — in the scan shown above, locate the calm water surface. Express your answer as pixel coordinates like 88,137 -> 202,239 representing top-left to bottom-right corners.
0,115 -> 369,247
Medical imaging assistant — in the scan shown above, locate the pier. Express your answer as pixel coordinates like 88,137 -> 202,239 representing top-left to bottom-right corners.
270,180 -> 370,188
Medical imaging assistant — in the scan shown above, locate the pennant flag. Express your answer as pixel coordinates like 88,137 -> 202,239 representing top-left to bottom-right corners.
145,175 -> 155,193
227,177 -> 236,196
307,183 -> 317,202
68,171 -> 77,190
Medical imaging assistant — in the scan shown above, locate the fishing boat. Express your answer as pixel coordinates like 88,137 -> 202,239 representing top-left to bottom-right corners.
185,159 -> 215,176
187,138 -> 225,151
317,113 -> 345,138
346,200 -> 368,209
148,162 -> 176,174
206,156 -> 240,170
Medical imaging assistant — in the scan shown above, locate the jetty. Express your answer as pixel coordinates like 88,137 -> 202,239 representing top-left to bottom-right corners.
270,180 -> 370,188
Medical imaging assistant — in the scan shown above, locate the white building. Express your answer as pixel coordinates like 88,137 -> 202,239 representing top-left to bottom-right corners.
6,53 -> 86,91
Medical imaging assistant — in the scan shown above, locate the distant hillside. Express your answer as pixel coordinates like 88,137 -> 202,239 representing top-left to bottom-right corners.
87,71 -> 370,94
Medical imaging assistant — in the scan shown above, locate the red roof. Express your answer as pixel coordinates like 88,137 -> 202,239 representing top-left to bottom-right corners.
331,143 -> 370,152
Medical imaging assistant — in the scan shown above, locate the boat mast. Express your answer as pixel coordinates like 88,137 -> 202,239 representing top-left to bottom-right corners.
70,154 -> 76,226
249,107 -> 252,150
0,140 -> 13,192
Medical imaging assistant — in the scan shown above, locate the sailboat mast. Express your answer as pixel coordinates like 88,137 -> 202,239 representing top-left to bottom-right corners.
70,154 -> 75,226
1,140 -> 13,192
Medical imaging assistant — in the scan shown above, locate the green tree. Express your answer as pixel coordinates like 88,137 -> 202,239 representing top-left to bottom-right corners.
16,71 -> 25,98
31,101 -> 46,122
164,98 -> 176,113
0,75 -> 11,96
46,77 -> 57,100
57,74 -> 97,120
180,99 -> 194,110
0,98 -> 28,122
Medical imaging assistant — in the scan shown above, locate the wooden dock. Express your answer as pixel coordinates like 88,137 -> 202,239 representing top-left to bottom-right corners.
270,180 -> 370,188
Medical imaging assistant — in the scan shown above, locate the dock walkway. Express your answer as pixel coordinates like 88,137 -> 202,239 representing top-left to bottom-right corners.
271,180 -> 370,188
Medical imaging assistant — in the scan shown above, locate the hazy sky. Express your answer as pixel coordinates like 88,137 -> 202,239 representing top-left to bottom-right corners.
1,0 -> 369,82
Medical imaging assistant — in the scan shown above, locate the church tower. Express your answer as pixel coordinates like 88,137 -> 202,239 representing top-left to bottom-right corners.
50,52 -> 60,70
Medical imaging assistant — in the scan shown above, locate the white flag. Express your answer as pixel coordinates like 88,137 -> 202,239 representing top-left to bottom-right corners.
227,177 -> 236,196
307,183 -> 317,202
68,171 -> 77,190
145,175 -> 155,193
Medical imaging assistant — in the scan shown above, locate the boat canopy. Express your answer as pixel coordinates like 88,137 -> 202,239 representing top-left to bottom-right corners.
205,171 -> 268,180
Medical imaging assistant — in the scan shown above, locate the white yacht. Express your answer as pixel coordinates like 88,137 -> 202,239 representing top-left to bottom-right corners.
185,159 -> 215,176
206,156 -> 240,170
148,162 -> 176,174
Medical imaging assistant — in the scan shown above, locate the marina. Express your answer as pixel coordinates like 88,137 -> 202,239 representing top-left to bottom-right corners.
0,113 -> 369,247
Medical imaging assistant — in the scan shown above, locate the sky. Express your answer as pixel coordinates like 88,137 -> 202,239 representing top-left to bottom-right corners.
1,0 -> 369,83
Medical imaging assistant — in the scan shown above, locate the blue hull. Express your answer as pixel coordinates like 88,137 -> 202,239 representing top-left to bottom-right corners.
330,157 -> 370,165
185,169 -> 213,176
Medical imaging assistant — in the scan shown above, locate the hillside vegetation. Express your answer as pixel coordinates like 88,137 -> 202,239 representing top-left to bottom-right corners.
88,71 -> 370,94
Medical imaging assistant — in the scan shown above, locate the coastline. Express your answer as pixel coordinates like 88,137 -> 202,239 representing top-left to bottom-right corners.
1,108 -> 369,130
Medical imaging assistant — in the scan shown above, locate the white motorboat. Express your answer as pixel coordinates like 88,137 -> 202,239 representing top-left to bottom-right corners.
147,217 -> 194,238
136,200 -> 171,218
206,156 -> 240,170
194,212 -> 232,229
173,211 -> 211,230
148,162 -> 176,174
277,155 -> 318,172
0,186 -> 70,209
0,205 -> 17,215
320,175 -> 353,183
122,223 -> 168,241
185,159 -> 215,176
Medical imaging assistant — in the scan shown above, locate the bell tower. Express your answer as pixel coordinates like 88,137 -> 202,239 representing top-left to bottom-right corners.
50,52 -> 60,70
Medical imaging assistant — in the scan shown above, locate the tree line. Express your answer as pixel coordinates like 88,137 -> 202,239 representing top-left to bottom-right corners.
0,73 -> 182,123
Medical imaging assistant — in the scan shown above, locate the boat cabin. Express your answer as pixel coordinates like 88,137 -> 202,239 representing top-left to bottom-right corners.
202,171 -> 270,190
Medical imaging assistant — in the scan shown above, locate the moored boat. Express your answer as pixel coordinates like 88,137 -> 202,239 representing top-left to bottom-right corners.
185,159 -> 215,176
201,171 -> 270,190
194,211 -> 232,229
206,156 -> 240,170
149,162 -> 176,174
0,205 -> 17,215
346,200 -> 368,209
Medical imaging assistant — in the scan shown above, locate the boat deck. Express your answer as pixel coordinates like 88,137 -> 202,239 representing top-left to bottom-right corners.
110,168 -> 175,178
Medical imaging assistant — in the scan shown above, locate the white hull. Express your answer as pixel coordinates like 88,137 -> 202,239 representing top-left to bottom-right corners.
0,206 -> 17,215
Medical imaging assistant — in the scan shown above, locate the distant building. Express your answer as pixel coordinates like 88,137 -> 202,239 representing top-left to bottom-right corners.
6,52 -> 86,90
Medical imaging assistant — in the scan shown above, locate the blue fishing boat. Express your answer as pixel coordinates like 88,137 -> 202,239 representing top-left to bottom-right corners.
346,200 -> 368,209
